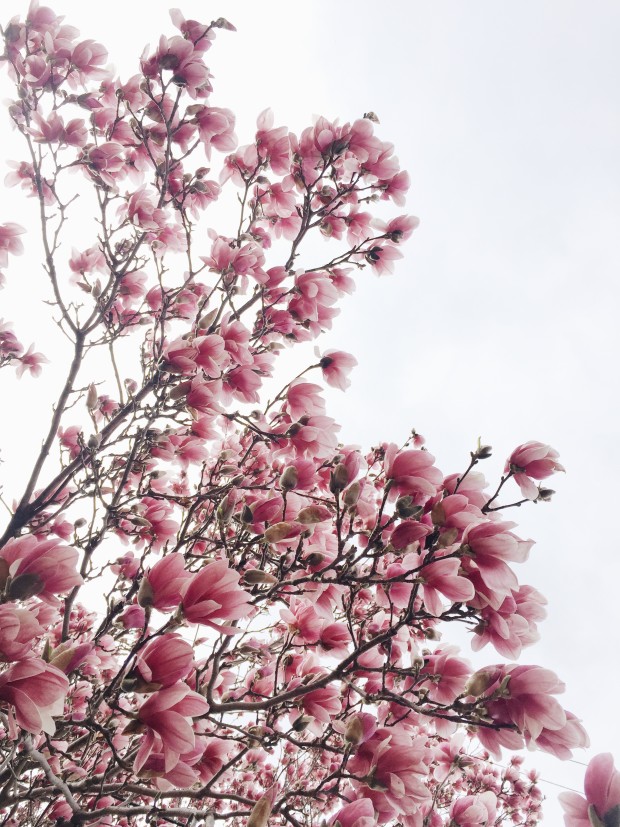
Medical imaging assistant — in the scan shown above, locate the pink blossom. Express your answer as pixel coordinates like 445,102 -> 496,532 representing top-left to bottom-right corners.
194,106 -> 237,157
169,9 -> 217,52
384,445 -> 443,499
84,142 -> 125,185
256,109 -> 291,174
449,791 -> 497,826
348,728 -> 432,821
506,441 -> 565,500
135,684 -> 209,772
224,365 -> 262,403
362,243 -> 403,276
381,170 -> 410,205
319,350 -> 358,390
472,584 -> 547,659
329,798 -> 377,827
286,381 -> 326,420
134,633 -> 194,689
0,534 -> 83,603
181,559 -> 251,633
462,519 -> 533,604
0,658 -> 68,734
58,425 -> 82,458
419,555 -> 476,616
300,683 -> 342,724
119,603 -> 146,629
560,753 -> 620,827
0,605 -> 43,661
194,334 -> 227,376
127,187 -> 167,230
14,344 -> 49,378
377,214 -> 420,244
0,223 -> 25,267
139,553 -> 191,611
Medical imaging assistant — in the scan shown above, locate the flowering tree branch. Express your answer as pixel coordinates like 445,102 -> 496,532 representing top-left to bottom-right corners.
0,4 -> 609,827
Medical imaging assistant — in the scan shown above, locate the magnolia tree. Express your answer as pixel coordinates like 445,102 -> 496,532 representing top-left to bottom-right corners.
0,5 -> 617,827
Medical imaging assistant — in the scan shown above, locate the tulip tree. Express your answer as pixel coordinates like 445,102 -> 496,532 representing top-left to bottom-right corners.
0,4 -> 617,827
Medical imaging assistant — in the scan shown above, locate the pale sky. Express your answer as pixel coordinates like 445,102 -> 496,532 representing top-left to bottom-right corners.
1,1 -> 619,822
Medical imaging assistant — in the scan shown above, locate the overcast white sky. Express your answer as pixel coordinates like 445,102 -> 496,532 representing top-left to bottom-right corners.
1,1 -> 619,821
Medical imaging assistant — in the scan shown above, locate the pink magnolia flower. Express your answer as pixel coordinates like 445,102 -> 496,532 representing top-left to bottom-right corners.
473,664 -> 588,758
419,555 -> 476,616
0,658 -> 68,734
329,798 -> 377,827
348,727 -> 432,821
0,535 -> 83,603
0,223 -> 25,267
0,605 -> 43,662
560,753 -> 620,827
362,243 -> 403,276
418,647 -> 471,704
181,559 -> 251,633
135,684 -> 209,772
138,553 -> 191,611
84,142 -> 125,185
169,9 -> 217,51
119,603 -> 146,629
14,344 -> 49,378
449,791 -> 497,826
58,425 -> 82,458
194,334 -> 227,376
194,106 -> 237,157
133,633 -> 194,689
70,39 -> 108,80
462,519 -> 533,605
286,381 -> 326,420
300,683 -> 342,725
505,440 -> 564,500
319,350 -> 358,390
472,584 -> 547,659
255,108 -> 290,174
127,186 -> 167,230
384,445 -> 443,499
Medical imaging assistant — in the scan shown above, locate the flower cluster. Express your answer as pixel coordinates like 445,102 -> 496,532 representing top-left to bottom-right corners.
0,4 -> 598,827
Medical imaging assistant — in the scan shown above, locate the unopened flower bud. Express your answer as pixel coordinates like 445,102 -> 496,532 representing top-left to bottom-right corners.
263,522 -> 298,543
292,715 -> 313,732
465,670 -> 494,697
342,481 -> 361,508
279,465 -> 298,491
431,502 -> 446,526
329,463 -> 349,494
87,433 -> 101,450
424,627 -> 441,641
243,569 -> 279,586
304,552 -> 325,567
344,716 -> 364,746
217,493 -> 236,524
86,383 -> 98,411
247,797 -> 272,827
198,307 -> 218,330
137,577 -> 154,608
395,495 -> 422,519
213,17 -> 236,31
537,487 -> 555,502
